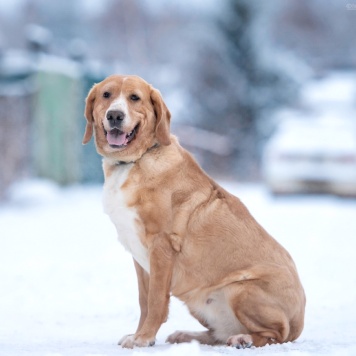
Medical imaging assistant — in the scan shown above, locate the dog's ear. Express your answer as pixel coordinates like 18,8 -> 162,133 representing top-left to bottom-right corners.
82,84 -> 97,145
150,87 -> 171,146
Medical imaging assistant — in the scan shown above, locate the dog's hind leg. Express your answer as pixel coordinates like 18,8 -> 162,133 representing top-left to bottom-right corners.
226,282 -> 302,348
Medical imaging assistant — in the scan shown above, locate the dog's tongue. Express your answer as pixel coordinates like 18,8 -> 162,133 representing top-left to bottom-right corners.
107,130 -> 127,146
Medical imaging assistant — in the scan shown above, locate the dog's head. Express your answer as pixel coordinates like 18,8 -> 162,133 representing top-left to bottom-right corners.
83,75 -> 171,162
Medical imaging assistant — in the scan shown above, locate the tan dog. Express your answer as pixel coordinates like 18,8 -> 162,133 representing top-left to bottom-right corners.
83,75 -> 306,349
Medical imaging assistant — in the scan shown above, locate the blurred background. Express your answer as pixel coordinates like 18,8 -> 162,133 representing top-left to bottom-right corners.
1,0 -> 356,199
1,3 -> 356,353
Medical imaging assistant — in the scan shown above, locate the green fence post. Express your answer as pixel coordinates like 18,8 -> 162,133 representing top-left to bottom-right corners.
32,56 -> 81,185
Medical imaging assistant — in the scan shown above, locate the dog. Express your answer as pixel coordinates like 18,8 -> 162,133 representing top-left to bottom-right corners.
83,75 -> 306,349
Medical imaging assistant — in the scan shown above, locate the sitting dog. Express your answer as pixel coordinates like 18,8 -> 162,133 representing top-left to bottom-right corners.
82,75 -> 306,349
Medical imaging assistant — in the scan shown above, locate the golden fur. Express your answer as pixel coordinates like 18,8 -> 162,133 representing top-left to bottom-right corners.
83,75 -> 306,349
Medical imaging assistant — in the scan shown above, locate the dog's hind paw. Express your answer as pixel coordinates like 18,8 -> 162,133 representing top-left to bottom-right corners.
227,334 -> 253,349
166,330 -> 217,345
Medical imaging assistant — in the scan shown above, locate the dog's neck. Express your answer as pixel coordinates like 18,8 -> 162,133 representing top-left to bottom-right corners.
115,143 -> 159,166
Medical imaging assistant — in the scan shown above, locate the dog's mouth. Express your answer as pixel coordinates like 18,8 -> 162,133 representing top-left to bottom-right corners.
105,124 -> 139,148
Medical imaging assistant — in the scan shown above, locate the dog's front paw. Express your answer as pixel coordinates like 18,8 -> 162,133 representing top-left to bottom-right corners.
118,334 -> 155,349
118,334 -> 133,346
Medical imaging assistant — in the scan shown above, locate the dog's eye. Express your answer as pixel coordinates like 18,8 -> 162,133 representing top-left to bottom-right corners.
103,92 -> 111,98
130,94 -> 140,101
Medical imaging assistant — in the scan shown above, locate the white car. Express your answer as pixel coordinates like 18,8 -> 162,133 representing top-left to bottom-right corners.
262,118 -> 356,196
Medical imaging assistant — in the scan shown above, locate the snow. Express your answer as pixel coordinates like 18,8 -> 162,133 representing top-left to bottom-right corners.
301,72 -> 356,109
36,54 -> 81,78
1,180 -> 356,355
265,118 -> 356,156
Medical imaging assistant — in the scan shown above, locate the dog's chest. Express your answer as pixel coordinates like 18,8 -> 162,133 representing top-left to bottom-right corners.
102,164 -> 149,272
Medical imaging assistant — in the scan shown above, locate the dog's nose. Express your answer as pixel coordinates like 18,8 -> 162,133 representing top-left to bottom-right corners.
106,110 -> 125,126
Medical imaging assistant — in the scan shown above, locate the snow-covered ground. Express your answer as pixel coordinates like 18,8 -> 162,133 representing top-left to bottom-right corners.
1,180 -> 356,356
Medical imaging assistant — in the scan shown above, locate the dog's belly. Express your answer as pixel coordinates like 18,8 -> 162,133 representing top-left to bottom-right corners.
102,163 -> 149,272
189,289 -> 247,341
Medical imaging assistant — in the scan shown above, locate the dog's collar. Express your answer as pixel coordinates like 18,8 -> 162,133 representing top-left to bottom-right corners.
115,143 -> 159,166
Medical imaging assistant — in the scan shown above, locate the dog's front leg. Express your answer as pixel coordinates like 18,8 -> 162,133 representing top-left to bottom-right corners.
134,259 -> 150,333
120,233 -> 174,348
118,259 -> 149,346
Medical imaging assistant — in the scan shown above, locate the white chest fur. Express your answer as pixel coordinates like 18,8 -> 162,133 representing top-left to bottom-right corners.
102,163 -> 150,273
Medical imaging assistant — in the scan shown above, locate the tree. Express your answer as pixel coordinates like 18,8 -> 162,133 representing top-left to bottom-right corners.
184,0 -> 299,179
